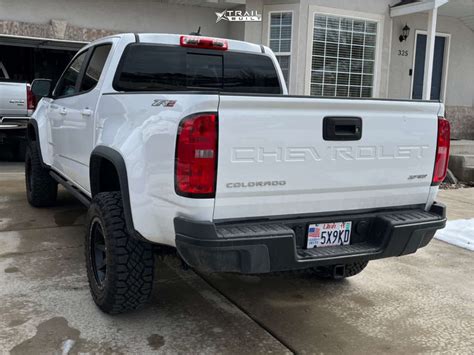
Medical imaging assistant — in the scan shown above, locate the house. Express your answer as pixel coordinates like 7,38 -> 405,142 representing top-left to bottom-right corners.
0,0 -> 473,141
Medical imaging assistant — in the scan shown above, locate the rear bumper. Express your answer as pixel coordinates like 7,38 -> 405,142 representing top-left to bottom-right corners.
0,122 -> 27,144
1,117 -> 30,126
175,203 -> 447,274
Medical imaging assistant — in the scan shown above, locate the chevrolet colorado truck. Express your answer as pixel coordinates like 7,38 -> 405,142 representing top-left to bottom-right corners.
26,33 -> 449,314
0,62 -> 35,159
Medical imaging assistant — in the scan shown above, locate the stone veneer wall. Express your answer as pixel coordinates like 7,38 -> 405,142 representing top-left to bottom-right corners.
0,19 -> 117,42
445,106 -> 474,140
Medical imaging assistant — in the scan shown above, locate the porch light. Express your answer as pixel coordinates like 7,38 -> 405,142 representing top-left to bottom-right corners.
399,24 -> 410,42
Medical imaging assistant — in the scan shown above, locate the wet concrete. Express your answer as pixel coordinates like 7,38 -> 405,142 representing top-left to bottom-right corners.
10,317 -> 82,355
0,163 -> 288,354
1,162 -> 473,354
202,240 -> 474,354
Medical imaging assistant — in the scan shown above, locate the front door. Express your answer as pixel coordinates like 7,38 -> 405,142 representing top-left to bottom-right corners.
59,44 -> 112,190
49,49 -> 89,182
412,34 -> 446,100
49,43 -> 112,191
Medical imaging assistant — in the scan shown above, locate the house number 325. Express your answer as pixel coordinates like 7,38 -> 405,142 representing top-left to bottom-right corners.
398,50 -> 409,56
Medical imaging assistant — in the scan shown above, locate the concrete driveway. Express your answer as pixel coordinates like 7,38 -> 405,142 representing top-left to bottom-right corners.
1,162 -> 473,354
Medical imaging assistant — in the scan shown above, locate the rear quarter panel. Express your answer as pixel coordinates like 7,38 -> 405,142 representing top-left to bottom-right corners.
95,93 -> 219,245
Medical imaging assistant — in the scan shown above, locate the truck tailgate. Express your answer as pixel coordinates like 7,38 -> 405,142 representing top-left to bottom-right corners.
0,82 -> 27,117
214,95 -> 441,220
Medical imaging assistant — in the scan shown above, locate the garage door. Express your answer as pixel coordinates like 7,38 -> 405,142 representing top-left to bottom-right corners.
0,35 -> 87,84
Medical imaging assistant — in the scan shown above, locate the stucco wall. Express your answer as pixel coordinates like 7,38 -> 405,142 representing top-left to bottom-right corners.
388,13 -> 474,107
0,0 -> 230,39
445,106 -> 474,140
228,20 -> 245,41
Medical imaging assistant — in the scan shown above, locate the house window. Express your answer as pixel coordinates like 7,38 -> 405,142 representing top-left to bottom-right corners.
269,12 -> 292,88
310,14 -> 377,97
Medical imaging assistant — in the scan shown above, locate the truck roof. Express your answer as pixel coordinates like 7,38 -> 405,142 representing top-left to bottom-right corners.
88,33 -> 264,54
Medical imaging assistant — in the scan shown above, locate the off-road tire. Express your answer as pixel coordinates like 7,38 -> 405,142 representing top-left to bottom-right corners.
25,142 -> 58,207
313,261 -> 369,280
85,192 -> 155,314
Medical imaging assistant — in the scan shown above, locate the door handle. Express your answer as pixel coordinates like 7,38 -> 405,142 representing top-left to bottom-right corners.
59,107 -> 67,115
81,108 -> 93,117
323,117 -> 362,141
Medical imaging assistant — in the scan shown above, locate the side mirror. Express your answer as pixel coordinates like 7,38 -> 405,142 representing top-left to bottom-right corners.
31,79 -> 52,99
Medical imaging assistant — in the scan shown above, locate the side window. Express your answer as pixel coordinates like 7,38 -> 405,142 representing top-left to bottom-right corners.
54,51 -> 88,98
80,44 -> 112,92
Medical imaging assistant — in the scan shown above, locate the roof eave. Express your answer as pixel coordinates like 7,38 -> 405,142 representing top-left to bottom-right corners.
390,0 -> 449,17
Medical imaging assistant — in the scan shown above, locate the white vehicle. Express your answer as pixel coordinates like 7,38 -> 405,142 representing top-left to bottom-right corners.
0,61 -> 35,119
0,62 -> 36,158
26,33 -> 449,314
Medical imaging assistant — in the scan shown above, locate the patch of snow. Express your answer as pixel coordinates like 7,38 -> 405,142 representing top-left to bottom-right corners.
61,339 -> 75,355
435,219 -> 474,251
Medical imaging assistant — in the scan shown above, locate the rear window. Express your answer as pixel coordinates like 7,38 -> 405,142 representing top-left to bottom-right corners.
113,44 -> 282,94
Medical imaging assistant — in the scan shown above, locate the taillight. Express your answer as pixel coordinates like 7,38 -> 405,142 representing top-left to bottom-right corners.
26,84 -> 36,111
432,116 -> 450,185
180,35 -> 228,50
175,113 -> 218,197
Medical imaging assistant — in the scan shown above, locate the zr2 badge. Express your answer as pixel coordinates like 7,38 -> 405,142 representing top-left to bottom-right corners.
152,99 -> 176,107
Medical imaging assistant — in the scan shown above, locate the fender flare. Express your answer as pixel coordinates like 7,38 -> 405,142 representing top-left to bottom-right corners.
89,146 -> 137,238
26,120 -> 47,167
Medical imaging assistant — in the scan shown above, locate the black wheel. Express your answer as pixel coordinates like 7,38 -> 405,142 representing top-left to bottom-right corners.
85,191 -> 155,314
25,142 -> 58,207
312,261 -> 369,280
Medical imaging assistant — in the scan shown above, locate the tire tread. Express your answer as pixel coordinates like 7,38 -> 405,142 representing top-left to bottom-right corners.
86,191 -> 154,314
25,142 -> 57,207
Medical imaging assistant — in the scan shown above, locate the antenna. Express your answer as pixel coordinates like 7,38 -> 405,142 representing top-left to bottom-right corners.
189,26 -> 201,36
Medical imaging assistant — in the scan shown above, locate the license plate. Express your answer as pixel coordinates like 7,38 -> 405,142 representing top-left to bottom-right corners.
307,222 -> 352,248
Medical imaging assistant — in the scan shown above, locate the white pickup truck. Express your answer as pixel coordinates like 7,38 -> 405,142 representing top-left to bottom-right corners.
26,33 -> 449,314
0,62 -> 35,159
